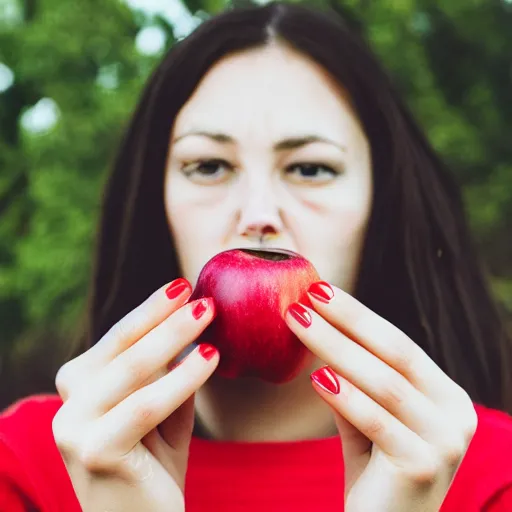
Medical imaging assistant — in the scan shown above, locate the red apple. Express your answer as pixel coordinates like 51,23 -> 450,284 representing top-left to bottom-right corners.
189,248 -> 320,383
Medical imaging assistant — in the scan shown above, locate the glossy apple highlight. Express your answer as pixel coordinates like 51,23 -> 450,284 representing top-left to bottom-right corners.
189,248 -> 320,383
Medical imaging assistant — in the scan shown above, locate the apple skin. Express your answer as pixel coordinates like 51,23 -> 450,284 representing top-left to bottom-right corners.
189,248 -> 320,383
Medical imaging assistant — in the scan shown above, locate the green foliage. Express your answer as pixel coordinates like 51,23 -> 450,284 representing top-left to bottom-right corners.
1,0 -> 511,406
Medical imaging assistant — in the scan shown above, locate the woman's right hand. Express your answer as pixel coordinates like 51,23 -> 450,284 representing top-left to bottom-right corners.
52,278 -> 218,512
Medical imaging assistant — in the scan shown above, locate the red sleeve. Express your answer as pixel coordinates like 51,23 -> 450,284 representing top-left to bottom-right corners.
0,394 -> 81,512
0,437 -> 39,512
485,484 -> 512,511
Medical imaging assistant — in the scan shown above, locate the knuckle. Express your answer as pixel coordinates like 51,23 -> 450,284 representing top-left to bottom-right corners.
441,440 -> 466,468
452,383 -> 471,403
55,351 -> 102,401
122,352 -> 149,384
55,362 -> 77,398
407,453 -> 441,486
109,317 -> 134,346
450,388 -> 478,442
79,448 -> 109,472
108,306 -> 148,346
51,410 -> 66,438
77,436 -> 112,473
166,310 -> 190,341
464,410 -> 478,441
438,423 -> 476,469
130,399 -> 157,432
351,310 -> 375,340
380,372 -> 408,409
52,412 -> 75,456
392,338 -> 417,376
409,466 -> 438,486
364,417 -> 385,438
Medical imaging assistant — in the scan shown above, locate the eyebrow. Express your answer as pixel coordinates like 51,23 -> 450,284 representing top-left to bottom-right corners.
172,131 -> 347,152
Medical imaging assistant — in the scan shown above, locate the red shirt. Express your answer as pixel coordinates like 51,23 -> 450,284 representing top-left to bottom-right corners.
1,394 -> 512,511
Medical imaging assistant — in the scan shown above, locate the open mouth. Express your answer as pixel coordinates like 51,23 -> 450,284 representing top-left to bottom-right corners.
238,248 -> 297,261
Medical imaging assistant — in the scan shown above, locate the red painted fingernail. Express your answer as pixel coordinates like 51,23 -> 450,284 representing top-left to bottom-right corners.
165,278 -> 191,300
287,303 -> 312,328
192,298 -> 210,320
199,343 -> 218,361
308,281 -> 334,303
310,366 -> 340,395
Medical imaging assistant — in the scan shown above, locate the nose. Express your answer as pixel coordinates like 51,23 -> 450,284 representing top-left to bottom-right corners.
236,186 -> 284,243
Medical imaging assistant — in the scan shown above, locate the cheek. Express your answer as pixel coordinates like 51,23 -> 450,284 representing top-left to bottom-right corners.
164,177 -> 205,254
335,194 -> 372,241
164,177 -> 235,274
304,207 -> 370,291
306,209 -> 369,252
293,178 -> 372,282
329,170 -> 373,241
167,174 -> 228,209
300,184 -> 371,238
167,201 -> 224,257
165,172 -> 228,232
165,201 -> 216,284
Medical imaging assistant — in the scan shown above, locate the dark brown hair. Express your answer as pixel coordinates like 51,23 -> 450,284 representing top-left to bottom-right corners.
79,1 -> 511,413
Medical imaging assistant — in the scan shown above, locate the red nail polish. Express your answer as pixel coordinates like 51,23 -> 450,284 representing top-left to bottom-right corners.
308,281 -> 334,303
192,298 -> 209,320
287,303 -> 312,328
165,278 -> 191,300
199,343 -> 218,361
311,366 -> 340,395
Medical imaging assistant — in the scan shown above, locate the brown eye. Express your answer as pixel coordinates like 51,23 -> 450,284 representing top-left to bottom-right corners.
284,163 -> 341,184
181,159 -> 234,184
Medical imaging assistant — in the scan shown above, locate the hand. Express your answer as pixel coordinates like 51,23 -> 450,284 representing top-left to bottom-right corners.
285,281 -> 478,512
52,279 -> 219,512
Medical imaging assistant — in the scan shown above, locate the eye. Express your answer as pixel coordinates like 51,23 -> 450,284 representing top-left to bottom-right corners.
181,159 -> 234,184
284,163 -> 341,184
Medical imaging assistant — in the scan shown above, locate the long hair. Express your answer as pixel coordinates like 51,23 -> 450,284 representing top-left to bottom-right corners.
78,1 -> 511,413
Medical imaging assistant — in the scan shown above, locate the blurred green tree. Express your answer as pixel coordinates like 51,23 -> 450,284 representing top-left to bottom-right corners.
0,0 -> 175,403
0,0 -> 511,408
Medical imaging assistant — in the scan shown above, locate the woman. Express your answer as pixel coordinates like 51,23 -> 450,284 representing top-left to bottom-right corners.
1,2 -> 511,511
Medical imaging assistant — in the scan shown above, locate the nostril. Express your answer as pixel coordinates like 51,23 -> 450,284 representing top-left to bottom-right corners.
243,224 -> 275,236
243,224 -> 279,243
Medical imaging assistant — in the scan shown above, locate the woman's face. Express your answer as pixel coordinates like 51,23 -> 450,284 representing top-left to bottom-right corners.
165,44 -> 373,291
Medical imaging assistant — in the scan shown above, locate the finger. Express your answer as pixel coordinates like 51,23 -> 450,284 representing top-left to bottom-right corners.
285,302 -> 442,438
88,343 -> 219,463
96,278 -> 193,362
310,366 -> 430,466
55,279 -> 192,402
306,282 -> 457,402
157,394 -> 196,451
141,395 -> 196,487
78,298 -> 216,416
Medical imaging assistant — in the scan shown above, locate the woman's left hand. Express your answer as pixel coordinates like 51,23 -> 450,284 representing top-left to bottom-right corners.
284,281 -> 478,512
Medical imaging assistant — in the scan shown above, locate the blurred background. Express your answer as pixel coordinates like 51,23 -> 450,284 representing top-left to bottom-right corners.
1,0 -> 511,410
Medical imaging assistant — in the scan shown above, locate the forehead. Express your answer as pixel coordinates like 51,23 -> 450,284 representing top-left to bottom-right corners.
172,44 -> 357,141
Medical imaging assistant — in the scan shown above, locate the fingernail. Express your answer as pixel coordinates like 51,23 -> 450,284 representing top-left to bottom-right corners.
192,298 -> 210,320
199,343 -> 218,361
308,281 -> 334,303
310,366 -> 340,395
165,278 -> 191,300
287,303 -> 312,328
